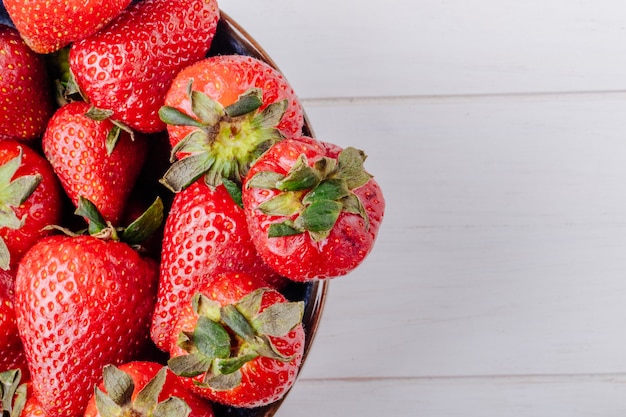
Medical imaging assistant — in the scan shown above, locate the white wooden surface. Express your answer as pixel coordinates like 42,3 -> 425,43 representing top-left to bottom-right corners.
220,1 -> 626,416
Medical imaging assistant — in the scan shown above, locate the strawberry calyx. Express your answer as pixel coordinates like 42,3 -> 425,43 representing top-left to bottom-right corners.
94,365 -> 190,417
246,146 -> 373,241
84,106 -> 136,156
158,84 -> 287,192
0,369 -> 27,417
51,196 -> 164,249
168,289 -> 304,391
0,148 -> 43,270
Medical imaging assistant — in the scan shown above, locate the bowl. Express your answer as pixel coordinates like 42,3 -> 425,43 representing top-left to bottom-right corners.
0,6 -> 328,417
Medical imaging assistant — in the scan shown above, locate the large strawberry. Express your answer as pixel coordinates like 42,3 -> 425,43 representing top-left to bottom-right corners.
150,181 -> 285,352
167,272 -> 305,408
14,198 -> 163,417
0,25 -> 55,142
158,54 -> 304,191
3,0 -> 132,54
83,362 -> 214,417
0,140 -> 63,273
42,101 -> 147,225
242,136 -> 385,281
69,0 -> 220,134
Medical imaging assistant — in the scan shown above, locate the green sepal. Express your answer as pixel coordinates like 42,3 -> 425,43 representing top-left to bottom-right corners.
85,106 -> 114,122
169,130 -> 212,163
220,304 -> 256,342
254,99 -> 288,129
120,197 -> 164,245
152,397 -> 191,417
168,352 -> 213,378
101,364 -> 134,407
303,178 -> 351,205
192,293 -> 222,322
246,171 -> 285,189
276,155 -> 321,191
221,177 -> 243,208
214,353 -> 259,375
158,106 -> 205,128
133,367 -> 166,414
234,289 -> 265,320
268,220 -> 303,238
95,387 -> 123,417
75,196 -> 110,236
294,200 -> 342,234
0,238 -> 9,271
203,371 -> 242,392
257,192 -> 304,217
251,301 -> 304,337
160,152 -> 216,193
336,147 -> 372,189
194,316 -> 231,360
191,90 -> 224,126
224,88 -> 263,118
0,369 -> 26,417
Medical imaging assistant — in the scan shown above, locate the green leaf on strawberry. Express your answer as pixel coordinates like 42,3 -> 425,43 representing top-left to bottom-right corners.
0,369 -> 26,417
0,148 -> 43,270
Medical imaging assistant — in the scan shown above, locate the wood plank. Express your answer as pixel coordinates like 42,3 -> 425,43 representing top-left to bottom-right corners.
219,0 -> 626,98
278,374 -> 626,417
289,95 -> 626,379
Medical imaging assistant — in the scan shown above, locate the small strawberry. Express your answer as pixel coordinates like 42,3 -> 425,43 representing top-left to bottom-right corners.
0,25 -> 55,142
158,54 -> 304,191
83,362 -> 215,417
0,276 -> 29,379
167,272 -> 305,409
3,0 -> 132,54
42,101 -> 147,225
150,181 -> 285,352
69,0 -> 220,133
242,136 -> 385,281
14,197 -> 163,417
0,140 -> 63,273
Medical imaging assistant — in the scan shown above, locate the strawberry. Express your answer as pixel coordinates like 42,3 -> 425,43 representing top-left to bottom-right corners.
3,0 -> 132,54
42,101 -> 147,225
242,136 -> 385,281
0,140 -> 63,273
0,25 -> 55,142
69,0 -> 220,134
14,198 -> 163,417
167,272 -> 305,408
158,54 -> 304,191
83,362 -> 214,417
150,181 -> 285,352
0,275 -> 28,379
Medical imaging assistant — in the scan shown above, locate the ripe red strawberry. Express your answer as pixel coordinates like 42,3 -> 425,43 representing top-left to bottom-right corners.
83,362 -> 214,417
158,54 -> 304,191
0,274 -> 29,379
0,25 -> 55,142
3,0 -> 132,54
150,181 -> 285,352
42,101 -> 147,225
0,140 -> 63,273
167,272 -> 305,408
14,199 -> 162,417
69,0 -> 220,133
242,136 -> 385,281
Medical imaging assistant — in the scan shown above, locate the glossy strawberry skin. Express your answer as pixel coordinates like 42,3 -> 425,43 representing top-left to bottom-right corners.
0,140 -> 63,272
242,137 -> 385,281
42,101 -> 147,225
164,54 -> 304,151
169,272 -> 305,408
69,0 -> 220,133
83,361 -> 215,417
0,25 -> 55,142
3,0 -> 132,54
150,182 -> 283,351
14,235 -> 159,417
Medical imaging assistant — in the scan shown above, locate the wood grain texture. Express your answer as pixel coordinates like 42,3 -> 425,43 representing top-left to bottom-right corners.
217,0 -> 626,415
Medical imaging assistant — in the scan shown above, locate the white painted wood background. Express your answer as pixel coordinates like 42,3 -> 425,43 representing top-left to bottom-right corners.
220,1 -> 626,416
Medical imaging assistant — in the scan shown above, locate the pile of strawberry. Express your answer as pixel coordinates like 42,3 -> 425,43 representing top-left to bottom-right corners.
0,0 -> 385,416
